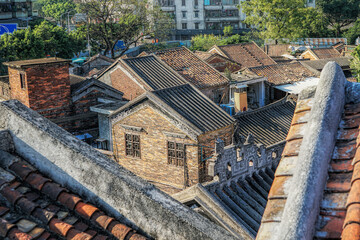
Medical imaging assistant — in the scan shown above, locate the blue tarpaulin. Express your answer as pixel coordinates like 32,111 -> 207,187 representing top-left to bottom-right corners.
0,23 -> 17,36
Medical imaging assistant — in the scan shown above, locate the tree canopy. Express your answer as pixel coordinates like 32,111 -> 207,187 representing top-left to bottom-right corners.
241,0 -> 329,43
76,0 -> 172,58
351,45 -> 360,82
190,33 -> 249,51
317,0 -> 360,36
36,0 -> 76,21
0,21 -> 86,75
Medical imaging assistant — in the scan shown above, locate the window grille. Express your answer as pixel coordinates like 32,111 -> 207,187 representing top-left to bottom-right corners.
125,134 -> 141,158
168,141 -> 185,166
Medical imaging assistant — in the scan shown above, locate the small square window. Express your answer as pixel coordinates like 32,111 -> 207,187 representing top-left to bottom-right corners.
182,11 -> 186,18
195,11 -> 199,18
195,23 -> 199,29
182,23 -> 187,29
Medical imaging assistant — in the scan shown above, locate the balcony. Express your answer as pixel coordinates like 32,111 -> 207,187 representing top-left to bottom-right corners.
0,12 -> 12,20
205,16 -> 240,22
161,6 -> 175,11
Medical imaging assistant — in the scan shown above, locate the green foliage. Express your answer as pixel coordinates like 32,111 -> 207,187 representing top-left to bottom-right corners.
37,0 -> 76,20
0,21 -> 86,75
351,45 -> 360,82
190,34 -> 222,51
190,33 -> 249,51
317,0 -> 360,37
223,26 -> 233,37
344,19 -> 360,45
140,42 -> 181,52
241,0 -> 330,42
77,0 -> 172,58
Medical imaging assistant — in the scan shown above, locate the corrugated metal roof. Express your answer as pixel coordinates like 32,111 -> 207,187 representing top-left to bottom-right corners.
123,55 -> 187,90
235,98 -> 296,146
153,84 -> 234,133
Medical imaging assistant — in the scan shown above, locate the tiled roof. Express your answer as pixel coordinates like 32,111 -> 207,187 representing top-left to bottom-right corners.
194,51 -> 213,60
247,62 -> 319,85
234,97 -> 296,146
213,42 -> 276,68
302,57 -> 351,71
256,64 -> 360,239
0,75 -> 9,84
208,166 -> 276,237
3,58 -> 70,68
84,54 -> 115,65
311,48 -> 342,59
153,84 -> 234,133
122,55 -> 187,90
314,103 -> 360,239
257,96 -> 315,239
0,150 -> 147,240
153,47 -> 229,88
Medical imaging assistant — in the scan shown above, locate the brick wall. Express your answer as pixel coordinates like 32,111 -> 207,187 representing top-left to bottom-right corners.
9,68 -> 29,106
26,63 -> 71,111
200,84 -> 230,104
110,65 -> 145,101
198,124 -> 234,182
112,106 -> 200,193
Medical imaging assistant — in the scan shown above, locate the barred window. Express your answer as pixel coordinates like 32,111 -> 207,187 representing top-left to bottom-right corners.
125,134 -> 140,158
168,141 -> 185,166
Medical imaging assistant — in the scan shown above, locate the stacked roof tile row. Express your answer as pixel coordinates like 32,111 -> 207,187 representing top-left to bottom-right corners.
234,98 -> 296,146
212,42 -> 276,68
153,47 -> 229,89
0,151 -> 147,240
152,84 -> 234,133
310,48 -> 342,59
247,62 -> 318,85
123,56 -> 187,90
210,166 -> 276,237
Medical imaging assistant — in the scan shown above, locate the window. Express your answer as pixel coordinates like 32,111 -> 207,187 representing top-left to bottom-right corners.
182,23 -> 187,29
182,11 -> 186,18
182,0 -> 185,6
195,22 -> 199,29
194,0 -> 198,5
20,73 -> 26,89
168,141 -> 185,166
125,134 -> 140,158
194,11 -> 199,18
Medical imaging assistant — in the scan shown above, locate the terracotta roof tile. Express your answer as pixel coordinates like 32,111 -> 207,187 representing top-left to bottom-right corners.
342,223 -> 360,239
282,139 -> 302,157
330,160 -> 354,173
214,42 -> 276,68
316,212 -> 345,239
153,47 -> 229,88
312,48 -> 342,59
247,62 -> 318,85
333,142 -> 357,160
326,172 -> 352,192
0,153 -> 149,240
75,202 -> 99,219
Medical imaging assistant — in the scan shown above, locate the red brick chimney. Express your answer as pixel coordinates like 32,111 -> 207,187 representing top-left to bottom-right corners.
4,58 -> 72,117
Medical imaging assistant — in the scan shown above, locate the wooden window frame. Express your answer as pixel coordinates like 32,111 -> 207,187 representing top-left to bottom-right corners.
125,133 -> 141,158
167,141 -> 185,166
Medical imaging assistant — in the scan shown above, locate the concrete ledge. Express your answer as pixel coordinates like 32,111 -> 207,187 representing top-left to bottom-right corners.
276,62 -> 346,239
0,100 -> 236,240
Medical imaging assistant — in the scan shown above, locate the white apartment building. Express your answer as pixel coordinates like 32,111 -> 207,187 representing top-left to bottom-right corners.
158,0 -> 248,40
157,0 -> 316,40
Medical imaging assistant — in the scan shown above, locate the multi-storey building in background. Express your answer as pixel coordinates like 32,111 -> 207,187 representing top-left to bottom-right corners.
0,0 -> 38,34
157,0 -> 316,40
158,0 -> 248,40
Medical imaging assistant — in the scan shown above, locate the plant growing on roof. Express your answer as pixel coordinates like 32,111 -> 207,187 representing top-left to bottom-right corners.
350,45 -> 360,82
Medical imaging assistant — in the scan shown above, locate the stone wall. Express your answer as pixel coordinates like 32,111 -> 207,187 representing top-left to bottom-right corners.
208,134 -> 284,185
0,76 -> 10,101
200,84 -> 230,105
112,104 -> 200,194
0,130 -> 14,152
0,99 -> 236,240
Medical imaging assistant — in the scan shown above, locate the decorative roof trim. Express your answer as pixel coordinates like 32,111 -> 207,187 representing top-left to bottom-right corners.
120,124 -> 143,132
163,131 -> 187,139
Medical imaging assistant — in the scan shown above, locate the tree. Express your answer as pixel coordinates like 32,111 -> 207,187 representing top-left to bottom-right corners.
241,0 -> 329,43
317,0 -> 360,37
344,19 -> 360,45
76,0 -> 172,58
350,45 -> 360,82
190,34 -> 222,51
223,26 -> 233,37
0,21 -> 86,75
36,0 -> 76,21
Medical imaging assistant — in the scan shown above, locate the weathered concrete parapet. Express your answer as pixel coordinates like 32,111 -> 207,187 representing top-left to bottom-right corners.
209,133 -> 284,185
277,62 -> 346,240
0,100 -> 237,240
0,130 -> 14,152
